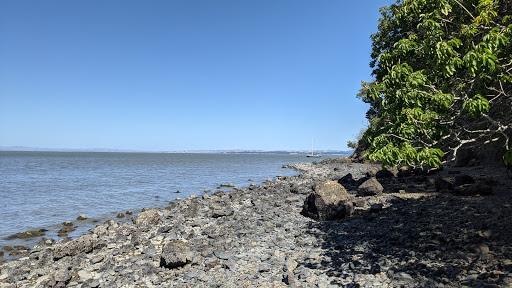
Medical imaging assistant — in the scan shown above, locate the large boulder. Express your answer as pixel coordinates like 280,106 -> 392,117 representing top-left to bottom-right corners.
357,177 -> 384,196
160,240 -> 193,269
338,173 -> 362,190
302,181 -> 354,221
134,209 -> 161,226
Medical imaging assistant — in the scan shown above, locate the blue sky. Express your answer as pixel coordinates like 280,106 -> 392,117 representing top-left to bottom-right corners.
0,0 -> 390,151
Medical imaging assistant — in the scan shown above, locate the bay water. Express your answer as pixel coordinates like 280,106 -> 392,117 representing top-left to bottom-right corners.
0,151 -> 329,244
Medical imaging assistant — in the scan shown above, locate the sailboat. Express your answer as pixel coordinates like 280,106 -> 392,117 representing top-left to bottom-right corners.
306,138 -> 322,158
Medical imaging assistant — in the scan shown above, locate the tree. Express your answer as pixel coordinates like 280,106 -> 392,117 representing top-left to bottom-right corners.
359,0 -> 512,168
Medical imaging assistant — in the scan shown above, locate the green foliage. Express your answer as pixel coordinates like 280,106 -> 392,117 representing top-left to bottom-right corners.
505,150 -> 512,167
463,95 -> 490,117
359,0 -> 512,168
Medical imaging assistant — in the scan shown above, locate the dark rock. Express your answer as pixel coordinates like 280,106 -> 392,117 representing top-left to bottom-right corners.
454,148 -> 478,167
370,203 -> 383,213
57,224 -> 75,237
302,180 -> 354,221
160,240 -> 193,269
116,212 -> 125,218
435,176 -> 455,192
454,175 -> 475,186
397,166 -> 412,178
454,182 -> 493,196
376,169 -> 395,179
6,228 -> 47,240
338,173 -> 361,190
357,178 -> 384,196
76,214 -> 88,221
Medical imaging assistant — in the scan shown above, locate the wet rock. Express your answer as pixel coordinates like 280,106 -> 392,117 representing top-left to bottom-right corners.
218,183 -> 235,188
302,180 -> 354,220
357,177 -> 384,196
116,212 -> 125,218
58,223 -> 75,237
159,240 -> 193,269
76,214 -> 88,221
134,209 -> 161,226
5,228 -> 47,240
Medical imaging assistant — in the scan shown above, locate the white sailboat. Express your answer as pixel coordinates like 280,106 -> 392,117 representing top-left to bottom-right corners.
306,138 -> 322,158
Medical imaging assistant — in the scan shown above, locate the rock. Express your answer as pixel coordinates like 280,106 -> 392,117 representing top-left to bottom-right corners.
435,176 -> 455,192
302,180 -> 354,221
5,228 -> 47,240
370,203 -> 383,213
352,198 -> 367,207
54,269 -> 71,284
76,214 -> 88,220
397,166 -> 413,178
160,240 -> 193,269
357,177 -> 384,196
57,224 -> 75,237
91,254 -> 104,264
454,182 -> 493,196
338,173 -> 360,190
116,212 -> 125,218
454,174 -> 475,186
213,250 -> 232,260
77,270 -> 92,281
134,209 -> 161,226
289,183 -> 300,194
376,169 -> 395,179
218,183 -> 235,188
211,205 -> 234,218
53,234 -> 96,260
365,167 -> 380,177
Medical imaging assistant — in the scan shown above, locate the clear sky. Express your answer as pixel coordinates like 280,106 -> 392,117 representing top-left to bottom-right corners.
0,0 -> 390,151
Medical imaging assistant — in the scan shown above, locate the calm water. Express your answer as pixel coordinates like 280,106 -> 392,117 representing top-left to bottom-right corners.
0,151 -> 323,242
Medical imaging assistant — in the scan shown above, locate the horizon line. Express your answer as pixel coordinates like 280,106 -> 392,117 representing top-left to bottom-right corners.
0,146 -> 352,154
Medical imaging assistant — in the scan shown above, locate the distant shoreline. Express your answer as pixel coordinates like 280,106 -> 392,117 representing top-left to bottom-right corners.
0,148 -> 352,155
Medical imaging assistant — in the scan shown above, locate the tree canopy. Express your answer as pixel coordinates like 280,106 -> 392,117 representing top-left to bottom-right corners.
359,0 -> 512,168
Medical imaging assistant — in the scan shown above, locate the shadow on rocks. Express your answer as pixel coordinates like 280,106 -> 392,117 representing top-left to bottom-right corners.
303,194 -> 512,287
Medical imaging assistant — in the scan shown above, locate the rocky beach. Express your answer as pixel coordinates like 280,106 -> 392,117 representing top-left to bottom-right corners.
1,158 -> 511,287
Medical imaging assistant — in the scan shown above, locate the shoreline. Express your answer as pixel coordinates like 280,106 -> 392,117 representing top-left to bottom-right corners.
1,158 -> 511,287
0,166 -> 299,261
